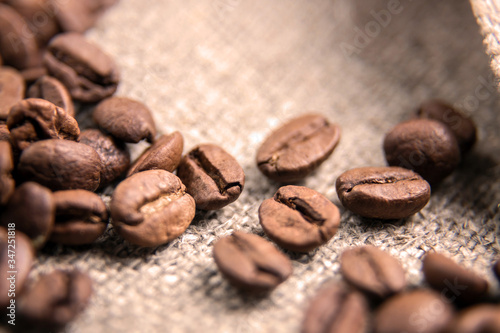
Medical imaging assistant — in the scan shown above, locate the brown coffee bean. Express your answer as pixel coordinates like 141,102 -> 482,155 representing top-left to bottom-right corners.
213,231 -> 292,292
256,114 -> 341,182
0,227 -> 34,307
336,166 -> 431,220
422,252 -> 489,305
0,182 -> 54,249
20,66 -> 47,84
49,189 -> 108,245
0,4 -> 39,70
384,118 -> 461,185
446,305 -> 500,333
93,97 -> 156,143
374,289 -> 454,333
0,121 -> 9,141
127,131 -> 184,177
301,282 -> 369,333
18,139 -> 102,191
258,185 -> 340,252
340,245 -> 406,299
80,129 -> 130,188
28,75 -> 75,117
0,141 -> 14,205
177,143 -> 244,210
43,32 -> 120,103
52,0 -> 110,33
7,98 -> 80,151
18,269 -> 92,330
110,170 -> 196,247
0,66 -> 25,120
416,100 -> 477,154
493,259 -> 500,282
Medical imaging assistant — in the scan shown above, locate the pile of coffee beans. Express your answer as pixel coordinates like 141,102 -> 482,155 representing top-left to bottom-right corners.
0,1 -> 498,332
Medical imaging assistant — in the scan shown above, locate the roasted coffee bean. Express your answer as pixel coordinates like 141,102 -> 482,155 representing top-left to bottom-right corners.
18,269 -> 92,330
28,75 -> 75,117
44,32 -> 120,103
52,0 -> 114,33
0,227 -> 34,307
340,245 -> 406,299
20,66 -> 47,84
0,4 -> 39,70
127,131 -> 183,177
301,282 -> 368,333
0,66 -> 25,119
0,141 -> 14,205
213,231 -> 292,292
93,97 -> 156,143
446,305 -> 500,333
177,143 -> 244,210
18,139 -> 102,191
374,289 -> 454,333
80,129 -> 130,188
384,118 -> 461,185
110,170 -> 195,247
259,185 -> 340,252
493,259 -> 500,282
0,121 -> 9,141
7,98 -> 80,151
416,100 -> 477,154
49,189 -> 108,245
0,182 -> 54,249
256,114 -> 341,182
422,252 -> 489,305
335,166 -> 431,220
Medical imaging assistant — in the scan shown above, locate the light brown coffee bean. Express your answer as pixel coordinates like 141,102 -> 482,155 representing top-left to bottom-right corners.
422,252 -> 489,305
177,143 -> 245,210
110,170 -> 196,247
259,185 -> 341,252
7,98 -> 80,151
18,139 -> 102,191
0,141 -> 14,205
446,305 -> 500,333
49,190 -> 108,245
127,131 -> 183,177
28,75 -> 75,117
0,66 -> 25,120
93,97 -> 156,143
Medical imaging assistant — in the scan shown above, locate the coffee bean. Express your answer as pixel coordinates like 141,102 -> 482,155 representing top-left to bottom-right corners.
110,170 -> 196,247
93,97 -> 156,143
80,129 -> 130,188
340,245 -> 406,299
0,66 -> 25,120
18,269 -> 92,331
213,231 -> 292,292
422,252 -> 489,305
446,305 -> 500,333
258,185 -> 340,252
0,4 -> 39,70
384,118 -> 461,185
493,259 -> 500,282
49,189 -> 108,245
0,227 -> 34,307
20,66 -> 48,84
18,139 -> 102,191
301,282 -> 368,333
28,75 -> 75,117
0,121 -> 8,141
335,166 -> 431,220
374,289 -> 454,333
0,141 -> 14,205
0,182 -> 54,249
52,0 -> 111,33
7,98 -> 80,151
43,32 -> 120,103
416,100 -> 477,154
127,131 -> 184,177
177,144 -> 244,210
256,114 -> 341,182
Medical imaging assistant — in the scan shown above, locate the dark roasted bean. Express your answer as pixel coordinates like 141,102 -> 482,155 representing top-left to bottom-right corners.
177,143 -> 244,210
0,141 -> 14,205
213,231 -> 292,292
0,66 -> 25,120
259,185 -> 340,252
28,75 -> 75,117
336,166 -> 431,219
256,114 -> 341,182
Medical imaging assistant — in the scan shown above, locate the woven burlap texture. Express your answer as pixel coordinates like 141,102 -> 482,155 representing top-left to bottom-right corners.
28,0 -> 500,332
